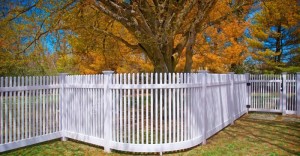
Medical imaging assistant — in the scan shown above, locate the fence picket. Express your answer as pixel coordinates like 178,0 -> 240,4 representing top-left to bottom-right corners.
176,73 -> 180,142
163,73 -> 167,143
34,76 -> 37,137
137,73 -> 140,144
141,73 -> 144,144
120,74 -> 123,142
155,73 -> 158,144
159,73 -> 162,144
168,73 -> 171,143
13,77 -> 17,142
21,77 -> 24,140
132,73 -> 135,144
114,74 -> 117,141
183,73 -> 187,141
0,77 -> 3,144
180,73 -> 183,142
128,73 -> 131,143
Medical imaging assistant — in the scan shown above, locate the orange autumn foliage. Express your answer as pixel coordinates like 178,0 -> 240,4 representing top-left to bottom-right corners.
56,3 -> 153,74
176,1 -> 250,73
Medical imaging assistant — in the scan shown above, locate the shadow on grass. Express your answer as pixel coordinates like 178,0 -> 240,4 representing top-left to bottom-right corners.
223,114 -> 300,155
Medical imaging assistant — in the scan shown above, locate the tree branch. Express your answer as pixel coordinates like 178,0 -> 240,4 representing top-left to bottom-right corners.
92,0 -> 135,28
173,0 -> 197,34
7,1 -> 40,22
91,26 -> 140,50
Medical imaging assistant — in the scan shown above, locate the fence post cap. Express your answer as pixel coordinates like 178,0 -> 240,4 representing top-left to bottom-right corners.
102,71 -> 114,74
198,70 -> 208,73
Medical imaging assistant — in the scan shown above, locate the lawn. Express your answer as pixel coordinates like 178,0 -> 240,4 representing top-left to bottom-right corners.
1,113 -> 299,156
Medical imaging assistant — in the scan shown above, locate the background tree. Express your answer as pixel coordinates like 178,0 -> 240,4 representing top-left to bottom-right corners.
0,0 -> 74,76
179,0 -> 250,73
247,0 -> 300,73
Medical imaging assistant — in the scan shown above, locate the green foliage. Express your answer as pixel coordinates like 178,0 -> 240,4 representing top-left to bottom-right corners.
275,66 -> 300,73
0,51 -> 59,76
56,53 -> 79,74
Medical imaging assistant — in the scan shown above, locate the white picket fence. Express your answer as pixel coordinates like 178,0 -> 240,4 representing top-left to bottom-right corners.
248,73 -> 300,115
0,71 -> 298,153
60,71 -> 247,153
0,71 -> 247,153
0,76 -> 61,152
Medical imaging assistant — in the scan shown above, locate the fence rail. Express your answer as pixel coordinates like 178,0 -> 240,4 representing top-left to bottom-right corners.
0,71 -> 299,153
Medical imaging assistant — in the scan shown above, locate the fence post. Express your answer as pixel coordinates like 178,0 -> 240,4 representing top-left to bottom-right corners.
59,73 -> 68,141
282,72 -> 287,115
297,72 -> 300,116
229,72 -> 235,125
103,70 -> 114,153
245,73 -> 250,114
199,70 -> 207,145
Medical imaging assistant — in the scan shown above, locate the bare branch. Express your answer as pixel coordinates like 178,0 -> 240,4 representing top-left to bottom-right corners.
92,0 -> 134,28
16,0 -> 78,54
7,1 -> 39,22
132,2 -> 154,36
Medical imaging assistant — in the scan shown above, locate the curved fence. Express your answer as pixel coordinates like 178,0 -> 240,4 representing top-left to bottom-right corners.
0,71 -> 248,153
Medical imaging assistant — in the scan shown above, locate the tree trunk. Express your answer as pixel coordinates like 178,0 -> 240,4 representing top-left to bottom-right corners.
184,29 -> 197,72
184,48 -> 193,72
141,39 -> 177,73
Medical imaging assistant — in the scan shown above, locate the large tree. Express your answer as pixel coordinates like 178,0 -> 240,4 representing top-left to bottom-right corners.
1,0 -> 252,73
87,0 -> 251,72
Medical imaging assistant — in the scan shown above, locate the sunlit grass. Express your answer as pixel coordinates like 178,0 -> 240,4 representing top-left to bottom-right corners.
1,113 -> 299,156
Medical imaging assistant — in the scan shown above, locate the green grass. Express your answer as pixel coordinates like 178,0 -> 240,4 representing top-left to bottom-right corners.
1,113 -> 300,156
